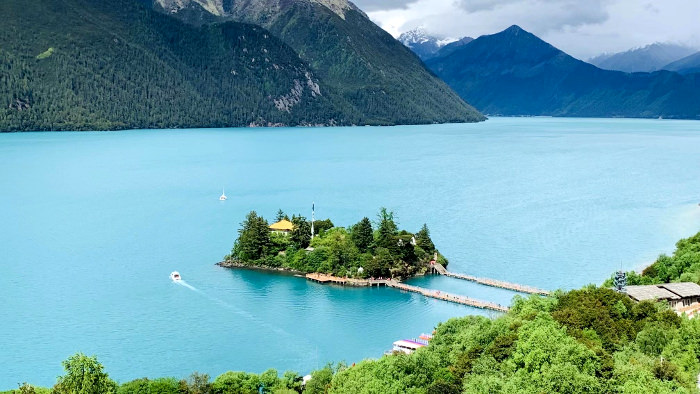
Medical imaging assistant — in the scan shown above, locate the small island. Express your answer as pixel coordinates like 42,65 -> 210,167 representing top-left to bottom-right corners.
219,208 -> 448,280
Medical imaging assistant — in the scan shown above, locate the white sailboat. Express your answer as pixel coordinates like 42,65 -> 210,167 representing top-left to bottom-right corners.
219,187 -> 228,201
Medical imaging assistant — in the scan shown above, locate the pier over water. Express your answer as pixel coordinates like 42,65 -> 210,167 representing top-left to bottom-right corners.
431,263 -> 551,296
305,273 -> 509,312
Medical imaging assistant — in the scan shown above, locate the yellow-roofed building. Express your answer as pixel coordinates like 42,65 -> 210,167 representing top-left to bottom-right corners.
269,219 -> 294,234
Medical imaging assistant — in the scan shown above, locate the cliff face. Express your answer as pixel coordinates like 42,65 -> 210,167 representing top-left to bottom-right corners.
154,0 -> 364,21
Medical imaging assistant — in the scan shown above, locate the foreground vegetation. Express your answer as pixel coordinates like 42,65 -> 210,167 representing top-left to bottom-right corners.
9,231 -> 700,393
223,208 -> 448,279
606,231 -> 700,286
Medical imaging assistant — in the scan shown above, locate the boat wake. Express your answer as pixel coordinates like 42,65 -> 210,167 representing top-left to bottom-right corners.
172,276 -> 314,359
173,278 -> 290,335
175,280 -> 199,292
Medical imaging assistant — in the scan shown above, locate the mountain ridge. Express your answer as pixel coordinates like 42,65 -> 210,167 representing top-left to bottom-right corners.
589,43 -> 697,73
398,28 -> 473,61
426,25 -> 700,119
663,51 -> 700,75
151,0 -> 485,125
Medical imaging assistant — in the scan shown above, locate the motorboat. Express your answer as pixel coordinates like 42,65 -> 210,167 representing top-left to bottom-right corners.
170,271 -> 182,281
219,187 -> 228,201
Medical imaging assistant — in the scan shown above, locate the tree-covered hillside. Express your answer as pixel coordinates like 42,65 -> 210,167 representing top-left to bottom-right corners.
608,231 -> 700,286
0,0 -> 352,131
154,0 -> 486,125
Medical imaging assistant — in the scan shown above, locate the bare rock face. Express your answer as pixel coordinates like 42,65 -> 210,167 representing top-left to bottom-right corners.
155,0 -> 364,21
155,0 -> 223,15
273,72 -> 322,112
9,98 -> 30,111
308,0 -> 362,19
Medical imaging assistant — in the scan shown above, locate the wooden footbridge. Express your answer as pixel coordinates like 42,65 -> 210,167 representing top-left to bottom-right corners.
386,281 -> 509,312
306,273 -> 509,312
431,263 -> 550,296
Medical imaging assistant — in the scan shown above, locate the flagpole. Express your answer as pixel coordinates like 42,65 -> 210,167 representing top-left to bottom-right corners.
311,202 -> 315,238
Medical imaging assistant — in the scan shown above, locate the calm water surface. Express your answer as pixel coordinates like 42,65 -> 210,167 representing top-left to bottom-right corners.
1,117 -> 700,386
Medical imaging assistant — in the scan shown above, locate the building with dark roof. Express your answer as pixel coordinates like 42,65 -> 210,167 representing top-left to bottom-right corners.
625,282 -> 700,312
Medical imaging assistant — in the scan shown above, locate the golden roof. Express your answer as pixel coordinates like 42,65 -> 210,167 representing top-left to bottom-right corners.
269,219 -> 294,231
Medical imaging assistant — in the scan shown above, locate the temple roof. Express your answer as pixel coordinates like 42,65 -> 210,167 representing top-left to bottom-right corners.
269,219 -> 294,231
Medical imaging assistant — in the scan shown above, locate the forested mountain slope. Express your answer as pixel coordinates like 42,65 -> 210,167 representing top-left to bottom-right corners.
152,0 -> 485,125
0,0 -> 351,131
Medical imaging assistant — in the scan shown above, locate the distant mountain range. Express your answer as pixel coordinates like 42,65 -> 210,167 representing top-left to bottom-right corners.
398,29 -> 473,61
0,0 -> 482,132
664,51 -> 700,75
589,43 -> 697,73
426,26 -> 700,119
397,29 -> 444,60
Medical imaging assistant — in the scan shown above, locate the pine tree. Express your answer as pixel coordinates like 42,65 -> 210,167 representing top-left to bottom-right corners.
236,211 -> 271,261
351,217 -> 374,253
376,208 -> 398,251
290,215 -> 311,249
416,224 -> 435,254
275,209 -> 286,222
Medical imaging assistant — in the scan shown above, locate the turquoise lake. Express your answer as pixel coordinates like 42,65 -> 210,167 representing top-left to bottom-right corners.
1,117 -> 700,387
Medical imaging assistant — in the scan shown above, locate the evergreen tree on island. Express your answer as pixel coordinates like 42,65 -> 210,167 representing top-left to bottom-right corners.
351,217 -> 374,253
376,208 -> 398,251
416,224 -> 436,255
290,215 -> 311,249
275,209 -> 288,222
235,211 -> 270,262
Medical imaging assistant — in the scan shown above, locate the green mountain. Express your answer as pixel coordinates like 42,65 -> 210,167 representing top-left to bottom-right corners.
152,0 -> 485,125
0,0 -> 350,131
0,0 -> 482,132
426,26 -> 700,119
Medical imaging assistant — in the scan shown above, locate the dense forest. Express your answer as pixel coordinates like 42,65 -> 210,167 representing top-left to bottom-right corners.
8,232 -> 700,393
0,0 -> 484,132
0,0 -> 347,131
153,0 -> 486,126
223,208 -> 447,279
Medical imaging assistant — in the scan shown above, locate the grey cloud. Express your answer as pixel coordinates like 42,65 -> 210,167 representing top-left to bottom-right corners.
351,0 -> 414,12
456,0 -> 611,33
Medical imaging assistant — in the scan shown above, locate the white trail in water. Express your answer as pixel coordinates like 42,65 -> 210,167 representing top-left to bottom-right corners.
173,279 -> 296,340
176,280 -> 199,292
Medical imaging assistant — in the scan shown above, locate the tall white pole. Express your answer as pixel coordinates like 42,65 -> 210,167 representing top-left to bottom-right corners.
311,202 -> 315,238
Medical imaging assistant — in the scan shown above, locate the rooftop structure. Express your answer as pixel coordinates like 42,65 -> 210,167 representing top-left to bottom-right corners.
660,282 -> 700,298
625,285 -> 680,302
392,340 -> 426,354
269,219 -> 294,233
625,282 -> 700,313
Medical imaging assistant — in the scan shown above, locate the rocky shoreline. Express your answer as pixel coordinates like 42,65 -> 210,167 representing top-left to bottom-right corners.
216,260 -> 305,276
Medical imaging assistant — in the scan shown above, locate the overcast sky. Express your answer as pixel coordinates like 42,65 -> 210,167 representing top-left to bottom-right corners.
352,0 -> 700,59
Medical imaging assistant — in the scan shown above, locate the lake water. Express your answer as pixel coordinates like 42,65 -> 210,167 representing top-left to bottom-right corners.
1,117 -> 700,387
